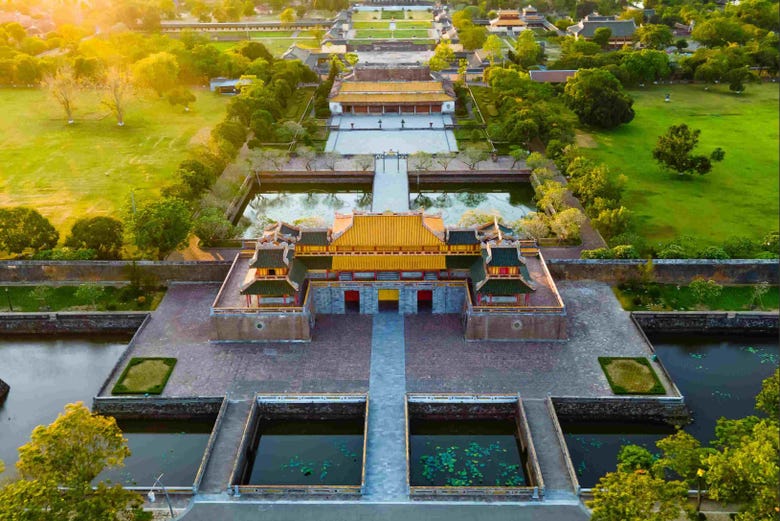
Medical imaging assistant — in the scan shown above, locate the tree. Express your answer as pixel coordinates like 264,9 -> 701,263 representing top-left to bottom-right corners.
128,198 -> 192,260
459,25 -> 488,51
320,151 -> 340,171
458,209 -> 504,227
194,207 -> 238,245
483,35 -> 504,66
689,277 -> 723,304
654,430 -> 714,487
593,27 -> 612,48
102,67 -> 132,127
132,52 -> 179,97
0,207 -> 59,254
652,124 -> 724,176
516,212 -> 549,240
75,283 -> 104,308
296,145 -> 317,171
43,65 -> 79,124
549,207 -> 585,243
755,367 -> 778,417
280,7 -> 296,24
564,69 -> 635,129
536,180 -> 568,212
617,444 -> 655,472
428,42 -> 455,72
592,206 -> 632,239
458,147 -> 487,170
65,216 -> 124,259
355,155 -> 374,172
509,146 -> 529,168
513,30 -> 543,68
249,148 -> 289,172
411,151 -> 433,171
587,470 -> 691,521
635,24 -> 673,50
167,86 -> 196,112
0,403 -> 147,521
434,152 -> 456,171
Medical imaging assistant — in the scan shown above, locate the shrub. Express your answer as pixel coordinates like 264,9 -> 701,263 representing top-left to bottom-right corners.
723,236 -> 758,258
581,247 -> 612,259
612,244 -> 640,259
689,277 -> 723,304
592,206 -> 632,239
32,248 -> 97,260
698,246 -> 729,259
657,244 -> 687,259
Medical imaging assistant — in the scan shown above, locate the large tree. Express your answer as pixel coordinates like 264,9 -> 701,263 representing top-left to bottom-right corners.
128,197 -> 192,260
65,216 -> 124,259
652,124 -> 724,176
587,469 -> 692,521
0,402 -> 148,521
428,42 -> 455,72
102,67 -> 132,127
635,24 -> 673,50
513,30 -> 543,69
564,68 -> 635,129
132,52 -> 180,97
0,207 -> 59,254
43,65 -> 80,125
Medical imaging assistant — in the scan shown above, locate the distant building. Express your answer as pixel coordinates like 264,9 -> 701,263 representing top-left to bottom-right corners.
529,69 -> 577,83
489,6 -> 557,34
328,66 -> 456,115
281,43 -> 348,74
567,13 -> 636,45
208,75 -> 258,94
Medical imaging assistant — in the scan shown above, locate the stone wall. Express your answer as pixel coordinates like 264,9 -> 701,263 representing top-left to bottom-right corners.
0,312 -> 147,335
211,310 -> 313,342
464,310 -> 567,341
552,396 -> 690,426
0,260 -> 232,284
256,396 -> 367,420
92,396 -> 224,419
311,282 -> 466,315
632,311 -> 779,334
407,399 -> 517,420
546,259 -> 779,285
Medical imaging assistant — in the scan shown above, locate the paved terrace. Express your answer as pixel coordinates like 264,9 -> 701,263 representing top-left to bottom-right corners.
101,283 -> 372,398
326,115 -> 458,155
406,281 -> 675,397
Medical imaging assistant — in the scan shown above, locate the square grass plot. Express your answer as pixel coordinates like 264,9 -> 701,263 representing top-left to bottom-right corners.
112,357 -> 176,395
598,357 -> 665,395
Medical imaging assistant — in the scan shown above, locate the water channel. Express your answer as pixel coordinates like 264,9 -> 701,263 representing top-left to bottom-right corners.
409,419 -> 527,487
242,183 -> 535,236
0,336 -> 128,475
564,334 -> 779,488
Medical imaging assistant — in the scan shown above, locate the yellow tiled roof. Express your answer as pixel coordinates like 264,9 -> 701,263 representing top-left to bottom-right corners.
492,19 -> 526,26
332,254 -> 446,271
338,81 -> 445,93
331,213 -> 445,247
331,92 -> 454,103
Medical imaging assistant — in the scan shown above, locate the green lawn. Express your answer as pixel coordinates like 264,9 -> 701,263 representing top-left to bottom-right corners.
0,87 -> 228,236
352,10 -> 432,21
598,357 -> 665,395
613,283 -> 780,311
352,21 -> 431,29
0,285 -> 166,312
582,83 -> 779,245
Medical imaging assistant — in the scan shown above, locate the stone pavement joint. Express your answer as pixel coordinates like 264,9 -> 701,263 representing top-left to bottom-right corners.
364,313 -> 408,500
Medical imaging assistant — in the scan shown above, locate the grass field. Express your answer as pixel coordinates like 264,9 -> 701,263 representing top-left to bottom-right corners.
0,87 -> 228,236
352,10 -> 432,21
353,29 -> 430,39
613,283 -> 780,311
352,21 -> 431,29
582,83 -> 779,245
598,357 -> 665,395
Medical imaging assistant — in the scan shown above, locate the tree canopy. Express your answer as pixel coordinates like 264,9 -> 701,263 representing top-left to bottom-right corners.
652,124 -> 725,176
64,216 -> 124,259
0,207 -> 59,254
128,197 -> 192,260
564,68 -> 635,129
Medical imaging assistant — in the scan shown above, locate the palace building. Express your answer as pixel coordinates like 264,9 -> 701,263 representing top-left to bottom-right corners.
211,211 -> 566,342
328,66 -> 456,115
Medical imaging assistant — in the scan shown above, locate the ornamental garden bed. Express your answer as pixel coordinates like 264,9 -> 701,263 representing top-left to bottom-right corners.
112,357 -> 177,395
598,357 -> 665,395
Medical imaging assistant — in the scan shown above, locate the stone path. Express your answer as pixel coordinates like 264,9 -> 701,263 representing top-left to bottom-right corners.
364,313 -> 408,500
198,399 -> 252,494
372,157 -> 410,213
522,399 -> 575,499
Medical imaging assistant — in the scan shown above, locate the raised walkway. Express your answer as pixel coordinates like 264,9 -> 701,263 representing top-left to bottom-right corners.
372,157 -> 410,213
364,313 -> 408,500
198,399 -> 252,494
522,399 -> 576,499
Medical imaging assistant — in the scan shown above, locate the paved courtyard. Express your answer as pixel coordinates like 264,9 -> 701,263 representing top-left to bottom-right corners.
326,115 -> 458,154
101,283 -> 373,398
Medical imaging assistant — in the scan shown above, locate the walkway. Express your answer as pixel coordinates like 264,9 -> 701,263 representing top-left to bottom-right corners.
364,313 -> 408,500
198,399 -> 252,494
522,399 -> 576,499
372,157 -> 410,213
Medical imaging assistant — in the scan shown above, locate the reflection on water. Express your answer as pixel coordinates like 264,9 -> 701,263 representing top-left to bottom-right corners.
97,419 -> 214,487
242,183 -> 535,236
0,337 -> 128,476
246,420 -> 364,486
409,420 -> 527,487
565,335 -> 779,488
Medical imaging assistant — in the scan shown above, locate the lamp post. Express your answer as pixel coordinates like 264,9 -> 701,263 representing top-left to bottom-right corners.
696,468 -> 705,515
147,473 -> 175,518
5,288 -> 12,312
